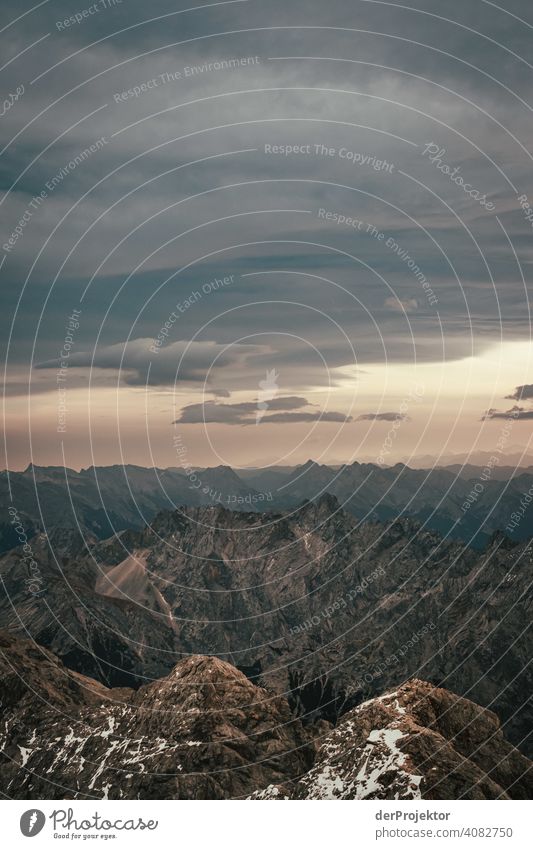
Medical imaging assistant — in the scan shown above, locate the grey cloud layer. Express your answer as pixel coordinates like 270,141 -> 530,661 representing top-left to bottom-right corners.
36,338 -> 268,386
2,0 -> 533,407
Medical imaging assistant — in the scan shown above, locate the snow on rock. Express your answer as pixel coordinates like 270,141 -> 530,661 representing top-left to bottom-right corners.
289,687 -> 423,800
354,728 -> 421,799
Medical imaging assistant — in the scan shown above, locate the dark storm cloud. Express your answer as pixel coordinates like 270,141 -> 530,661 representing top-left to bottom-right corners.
31,319 -> 357,391
3,0 -> 533,402
6,0 -> 532,97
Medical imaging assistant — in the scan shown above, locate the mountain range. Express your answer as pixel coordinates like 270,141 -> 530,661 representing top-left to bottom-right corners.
2,461 -> 531,798
1,497 -> 531,758
3,458 -> 533,552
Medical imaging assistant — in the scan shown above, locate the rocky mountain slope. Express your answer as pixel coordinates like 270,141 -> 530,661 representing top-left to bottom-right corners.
248,459 -> 533,546
0,632 -> 530,800
1,499 -> 531,756
0,528 -> 177,687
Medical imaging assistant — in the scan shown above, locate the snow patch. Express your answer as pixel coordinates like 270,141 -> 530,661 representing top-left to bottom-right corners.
354,728 -> 421,800
18,746 -> 31,766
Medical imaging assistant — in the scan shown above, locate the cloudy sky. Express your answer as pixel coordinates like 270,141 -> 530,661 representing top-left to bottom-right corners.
2,0 -> 533,470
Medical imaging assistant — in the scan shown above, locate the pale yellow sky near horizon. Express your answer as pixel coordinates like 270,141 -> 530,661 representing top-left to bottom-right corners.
4,340 -> 533,470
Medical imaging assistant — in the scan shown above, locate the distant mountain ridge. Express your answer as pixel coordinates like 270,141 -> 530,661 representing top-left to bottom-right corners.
3,459 -> 533,551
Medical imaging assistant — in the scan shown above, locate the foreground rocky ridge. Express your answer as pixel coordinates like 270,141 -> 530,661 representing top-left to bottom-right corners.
1,499 -> 530,755
252,680 -> 533,800
0,632 -> 312,799
0,633 -> 531,800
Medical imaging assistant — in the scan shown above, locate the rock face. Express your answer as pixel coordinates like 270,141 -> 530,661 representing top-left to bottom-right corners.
1,500 -> 531,756
0,632 -> 312,800
251,680 -> 533,800
0,633 -> 531,800
0,530 -> 177,688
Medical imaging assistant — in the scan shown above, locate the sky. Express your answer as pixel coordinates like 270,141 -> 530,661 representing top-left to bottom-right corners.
2,0 -> 533,470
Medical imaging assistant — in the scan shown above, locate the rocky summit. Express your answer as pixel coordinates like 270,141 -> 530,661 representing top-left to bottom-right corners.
0,632 -> 531,800
251,680 -> 533,800
0,631 -> 312,800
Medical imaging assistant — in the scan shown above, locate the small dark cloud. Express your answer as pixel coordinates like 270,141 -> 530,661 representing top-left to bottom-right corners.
259,411 -> 353,424
483,405 -> 533,421
175,401 -> 250,424
255,397 -> 309,411
505,385 -> 533,401
356,412 -> 410,422
173,396 -> 350,425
